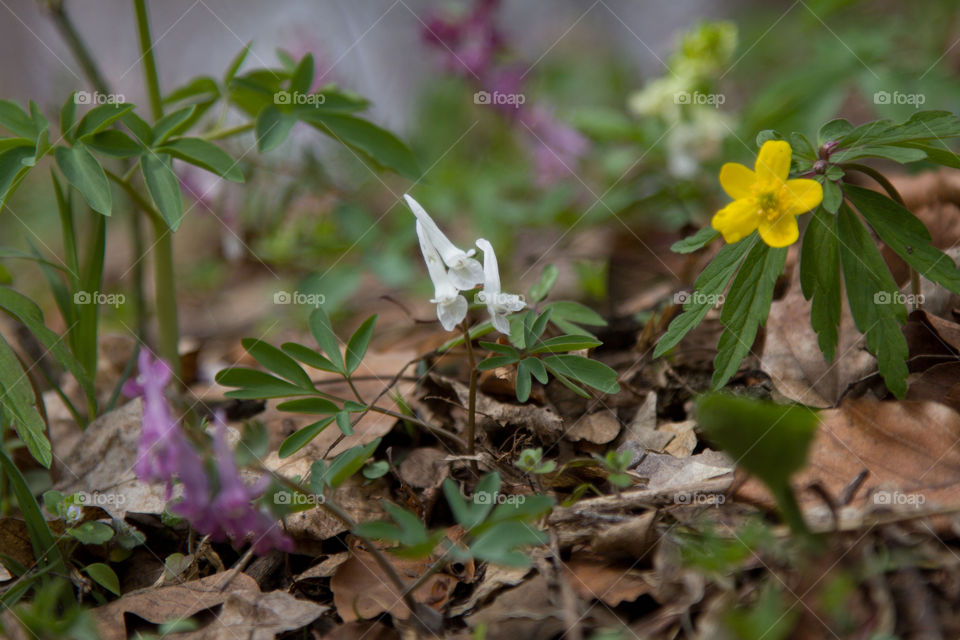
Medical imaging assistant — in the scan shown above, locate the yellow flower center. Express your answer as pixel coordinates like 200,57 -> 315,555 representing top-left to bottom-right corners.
754,186 -> 783,221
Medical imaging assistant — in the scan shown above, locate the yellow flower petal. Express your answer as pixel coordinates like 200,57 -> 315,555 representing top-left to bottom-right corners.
712,198 -> 760,244
781,179 -> 823,216
754,140 -> 792,186
758,214 -> 799,248
718,163 -> 757,199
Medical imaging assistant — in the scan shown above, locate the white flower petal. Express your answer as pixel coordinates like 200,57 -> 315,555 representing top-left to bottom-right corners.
405,194 -> 476,279
475,238 -> 501,295
448,259 -> 484,290
437,295 -> 467,331
491,312 -> 511,334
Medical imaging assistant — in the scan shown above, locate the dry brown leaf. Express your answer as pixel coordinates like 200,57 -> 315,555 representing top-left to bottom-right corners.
92,572 -> 263,640
466,573 -> 564,640
737,397 -> 960,516
661,420 -> 697,458
449,564 -> 530,616
562,557 -> 654,606
591,512 -> 658,561
907,362 -> 960,413
634,450 -> 733,492
761,274 -> 875,408
330,550 -> 455,623
398,447 -> 448,489
566,410 -> 621,444
176,588 -> 327,640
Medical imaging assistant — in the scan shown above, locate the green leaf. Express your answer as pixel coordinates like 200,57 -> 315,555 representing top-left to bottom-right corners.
345,315 -> 377,375
528,335 -> 602,354
141,153 -> 183,230
790,132 -> 816,161
215,367 -> 309,398
515,359 -> 532,402
756,129 -> 782,146
67,522 -> 114,545
241,338 -> 315,389
477,354 -> 521,370
84,562 -> 121,596
817,118 -> 853,146
335,410 -> 354,436
309,308 -> 345,373
324,438 -> 381,488
712,241 -> 787,389
799,208 -> 841,362
0,447 -> 63,572
846,184 -> 960,294
893,140 -> 960,169
821,179 -> 842,214
839,111 -> 960,148
281,342 -> 341,373
443,474 -> 500,531
0,145 -> 35,207
255,105 -> 296,152
75,103 -> 134,139
0,100 -> 36,138
469,521 -> 547,567
290,53 -> 314,95
223,43 -> 251,86
60,94 -> 78,142
525,357 -> 548,383
831,145 -> 927,164
528,264 -> 558,302
156,137 -> 244,182
84,130 -> 143,158
837,203 -> 909,397
298,111 -> 420,180
362,460 -> 390,479
275,397 -> 339,414
0,334 -> 50,466
278,417 -> 335,457
671,227 -> 720,254
0,287 -> 96,411
121,111 -> 153,146
542,354 -> 619,394
151,106 -> 197,145
164,76 -> 220,106
654,236 -> 755,357
542,300 -> 606,337
478,341 -> 520,357
696,393 -> 818,535
54,145 -> 112,215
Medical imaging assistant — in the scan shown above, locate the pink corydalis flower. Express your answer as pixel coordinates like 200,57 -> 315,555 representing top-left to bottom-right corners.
204,413 -> 293,554
422,0 -> 503,77
124,350 -> 182,483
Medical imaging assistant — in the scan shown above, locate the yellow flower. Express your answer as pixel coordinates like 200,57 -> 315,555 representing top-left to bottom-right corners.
711,140 -> 823,248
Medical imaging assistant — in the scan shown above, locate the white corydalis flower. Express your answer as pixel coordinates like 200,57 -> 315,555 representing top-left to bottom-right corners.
404,194 -> 484,290
475,238 -> 526,334
416,221 -> 467,331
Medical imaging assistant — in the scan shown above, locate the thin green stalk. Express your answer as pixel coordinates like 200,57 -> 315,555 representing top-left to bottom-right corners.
45,0 -> 110,94
132,0 -> 181,375
842,162 -> 921,309
460,323 -> 479,474
203,122 -> 254,141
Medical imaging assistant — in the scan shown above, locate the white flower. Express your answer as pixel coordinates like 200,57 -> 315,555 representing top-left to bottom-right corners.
416,221 -> 467,331
404,194 -> 484,290
475,238 -> 526,334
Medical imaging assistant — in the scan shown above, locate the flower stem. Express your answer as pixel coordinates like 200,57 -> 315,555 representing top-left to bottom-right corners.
841,162 -> 921,310
133,0 -> 182,375
460,323 -> 479,474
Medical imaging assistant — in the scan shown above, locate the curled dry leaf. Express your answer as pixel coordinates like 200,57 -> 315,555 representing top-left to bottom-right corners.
566,409 -> 621,444
562,556 -> 654,606
736,397 -> 960,521
330,550 -> 456,623
92,571 -> 325,640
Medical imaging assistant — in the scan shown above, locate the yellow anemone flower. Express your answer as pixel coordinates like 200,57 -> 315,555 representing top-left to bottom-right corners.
711,140 -> 823,248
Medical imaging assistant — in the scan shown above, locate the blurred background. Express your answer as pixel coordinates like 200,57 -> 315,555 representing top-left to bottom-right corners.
1,0 -> 958,347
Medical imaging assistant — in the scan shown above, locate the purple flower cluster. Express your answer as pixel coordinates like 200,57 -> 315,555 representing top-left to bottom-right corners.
421,0 -> 589,185
125,351 -> 292,554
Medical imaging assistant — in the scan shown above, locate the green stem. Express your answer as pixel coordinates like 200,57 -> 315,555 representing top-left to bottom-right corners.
132,0 -> 181,375
132,0 -> 163,121
45,0 -> 110,94
461,323 -> 479,474
842,162 -> 921,308
203,122 -> 254,141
